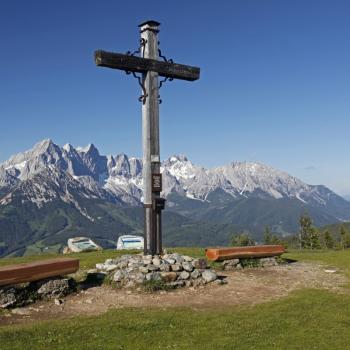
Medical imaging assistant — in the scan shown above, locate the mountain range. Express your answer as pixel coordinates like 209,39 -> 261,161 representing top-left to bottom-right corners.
0,139 -> 349,257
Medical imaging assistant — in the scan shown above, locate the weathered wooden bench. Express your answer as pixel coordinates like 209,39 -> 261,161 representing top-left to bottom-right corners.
205,245 -> 286,261
0,258 -> 79,287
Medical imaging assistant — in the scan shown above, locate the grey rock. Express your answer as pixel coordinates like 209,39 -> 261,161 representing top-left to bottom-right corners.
128,262 -> 144,269
0,288 -> 17,309
117,260 -> 129,269
105,264 -> 119,272
146,264 -> 160,272
139,266 -> 149,274
95,263 -> 106,270
145,272 -> 161,281
185,280 -> 192,287
214,279 -> 227,285
125,281 -> 136,288
193,258 -> 207,270
142,259 -> 152,265
168,280 -> 185,288
159,263 -> 170,272
182,262 -> 194,272
37,278 -> 71,298
132,273 -> 146,284
54,298 -> 64,305
125,266 -> 137,273
223,259 -> 240,266
164,258 -> 176,265
183,255 -> 193,262
178,271 -> 190,280
152,258 -> 161,266
113,270 -> 125,282
235,263 -> 243,270
129,257 -> 142,264
172,254 -> 184,264
190,269 -> 201,279
171,264 -> 183,272
260,257 -> 278,267
192,278 -> 206,287
201,270 -> 217,283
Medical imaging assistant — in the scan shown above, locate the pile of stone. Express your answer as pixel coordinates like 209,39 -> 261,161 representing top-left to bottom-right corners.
0,277 -> 75,309
222,256 -> 279,270
95,253 -> 223,288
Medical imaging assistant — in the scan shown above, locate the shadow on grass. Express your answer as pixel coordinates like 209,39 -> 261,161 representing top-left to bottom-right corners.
77,272 -> 106,291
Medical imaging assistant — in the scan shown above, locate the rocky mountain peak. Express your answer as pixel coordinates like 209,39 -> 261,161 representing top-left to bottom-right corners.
77,143 -> 99,156
63,143 -> 74,153
0,139 -> 349,221
168,155 -> 188,163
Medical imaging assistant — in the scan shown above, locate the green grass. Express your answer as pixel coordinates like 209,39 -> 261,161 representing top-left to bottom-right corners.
0,247 -> 207,270
1,249 -> 350,349
285,249 -> 350,277
1,289 -> 350,349
0,249 -> 141,270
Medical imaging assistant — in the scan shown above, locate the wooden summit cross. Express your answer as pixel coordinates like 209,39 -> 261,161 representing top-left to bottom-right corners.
95,20 -> 200,255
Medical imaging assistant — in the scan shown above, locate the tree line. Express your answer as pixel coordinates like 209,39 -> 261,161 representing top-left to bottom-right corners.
230,213 -> 350,250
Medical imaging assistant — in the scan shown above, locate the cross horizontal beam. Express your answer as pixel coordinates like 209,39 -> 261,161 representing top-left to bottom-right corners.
95,50 -> 200,81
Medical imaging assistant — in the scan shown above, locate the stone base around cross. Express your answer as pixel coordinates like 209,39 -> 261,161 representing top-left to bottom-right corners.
95,253 -> 224,289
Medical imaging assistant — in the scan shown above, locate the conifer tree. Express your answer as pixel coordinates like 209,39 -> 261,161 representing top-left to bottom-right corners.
339,225 -> 350,249
231,233 -> 255,247
263,226 -> 272,245
309,227 -> 321,250
340,225 -> 347,249
299,214 -> 313,249
323,230 -> 335,249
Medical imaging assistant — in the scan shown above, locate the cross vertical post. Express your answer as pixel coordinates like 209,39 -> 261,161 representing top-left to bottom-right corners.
139,20 -> 161,255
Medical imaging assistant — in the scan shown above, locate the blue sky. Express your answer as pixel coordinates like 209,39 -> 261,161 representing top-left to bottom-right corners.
0,0 -> 349,195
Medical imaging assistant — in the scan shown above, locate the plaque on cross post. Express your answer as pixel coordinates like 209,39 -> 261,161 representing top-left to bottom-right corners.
94,20 -> 200,255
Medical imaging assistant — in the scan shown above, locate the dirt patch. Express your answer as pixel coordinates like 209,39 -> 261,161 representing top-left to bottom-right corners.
0,261 -> 348,326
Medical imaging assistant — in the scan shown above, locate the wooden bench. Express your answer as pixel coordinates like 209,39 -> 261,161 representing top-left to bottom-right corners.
0,258 -> 79,287
205,245 -> 286,261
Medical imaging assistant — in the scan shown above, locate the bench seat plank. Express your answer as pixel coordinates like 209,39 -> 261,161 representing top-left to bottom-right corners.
205,245 -> 285,261
0,258 -> 79,287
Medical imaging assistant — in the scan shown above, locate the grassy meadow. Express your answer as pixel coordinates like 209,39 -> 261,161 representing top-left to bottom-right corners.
0,247 -> 205,270
0,248 -> 350,349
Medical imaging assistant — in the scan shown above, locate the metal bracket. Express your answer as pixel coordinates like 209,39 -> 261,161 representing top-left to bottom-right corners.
125,38 -> 148,104
157,41 -> 174,103
159,76 -> 173,89
124,40 -> 174,104
125,71 -> 148,104
126,38 -> 147,58
158,42 -> 173,63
